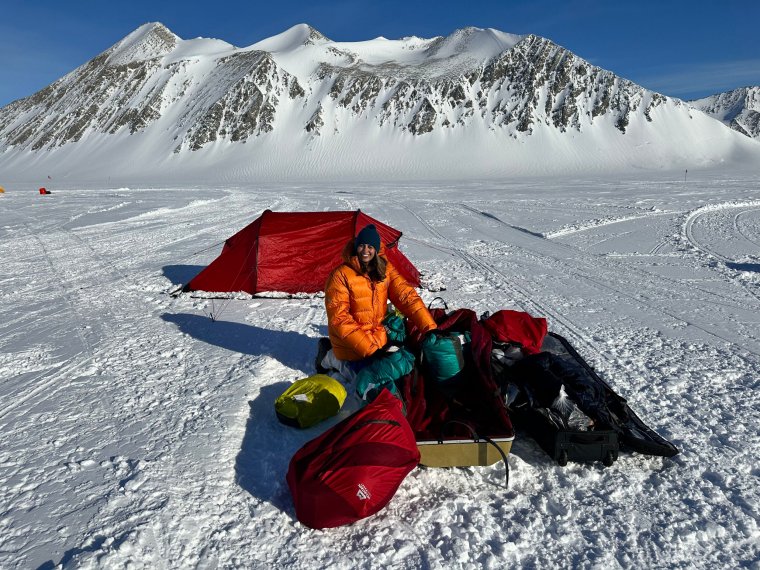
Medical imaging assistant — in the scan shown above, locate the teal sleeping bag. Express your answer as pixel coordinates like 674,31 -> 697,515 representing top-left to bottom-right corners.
355,348 -> 415,401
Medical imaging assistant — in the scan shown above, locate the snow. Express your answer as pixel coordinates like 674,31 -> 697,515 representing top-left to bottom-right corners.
105,22 -> 178,66
167,37 -> 237,62
689,87 -> 760,140
248,23 -> 327,53
1,170 -> 759,568
421,27 -> 523,61
3,108 -> 757,186
239,24 -> 522,84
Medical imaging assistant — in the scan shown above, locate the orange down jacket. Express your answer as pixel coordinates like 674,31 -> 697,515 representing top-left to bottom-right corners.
325,244 -> 437,361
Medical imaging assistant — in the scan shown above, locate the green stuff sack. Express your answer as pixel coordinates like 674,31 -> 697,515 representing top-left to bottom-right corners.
422,331 -> 471,388
383,312 -> 407,344
275,374 -> 347,428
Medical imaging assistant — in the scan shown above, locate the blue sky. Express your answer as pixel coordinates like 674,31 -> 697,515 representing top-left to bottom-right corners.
1,0 -> 758,107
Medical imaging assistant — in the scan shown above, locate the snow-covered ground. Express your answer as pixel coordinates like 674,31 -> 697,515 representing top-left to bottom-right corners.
1,170 -> 759,568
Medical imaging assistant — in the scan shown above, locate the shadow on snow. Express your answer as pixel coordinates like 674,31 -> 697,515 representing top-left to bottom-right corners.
161,264 -> 205,286
237,382 -> 312,516
160,312 -> 318,371
160,312 -> 340,516
37,535 -> 128,570
232,383 -> 364,517
725,261 -> 760,273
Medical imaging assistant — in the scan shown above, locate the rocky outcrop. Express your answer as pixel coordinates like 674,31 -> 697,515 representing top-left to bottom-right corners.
174,51 -> 303,151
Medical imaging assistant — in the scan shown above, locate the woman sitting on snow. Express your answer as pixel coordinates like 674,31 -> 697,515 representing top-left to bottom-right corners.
322,224 -> 437,393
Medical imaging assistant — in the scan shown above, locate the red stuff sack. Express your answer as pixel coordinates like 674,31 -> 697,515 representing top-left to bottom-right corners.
482,309 -> 548,355
286,389 -> 420,529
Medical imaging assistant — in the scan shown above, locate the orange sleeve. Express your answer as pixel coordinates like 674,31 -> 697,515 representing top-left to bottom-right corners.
386,262 -> 437,334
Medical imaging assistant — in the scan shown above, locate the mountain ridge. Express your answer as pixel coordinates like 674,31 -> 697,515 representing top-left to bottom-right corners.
0,22 -> 757,183
689,86 -> 760,139
106,22 -> 179,66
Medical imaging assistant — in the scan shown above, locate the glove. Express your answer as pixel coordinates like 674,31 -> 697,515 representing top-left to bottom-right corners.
423,329 -> 439,342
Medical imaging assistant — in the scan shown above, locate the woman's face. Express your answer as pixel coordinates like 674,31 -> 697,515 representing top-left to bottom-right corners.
357,243 -> 376,264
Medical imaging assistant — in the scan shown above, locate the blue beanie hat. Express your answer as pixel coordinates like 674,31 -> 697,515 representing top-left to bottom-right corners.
355,224 -> 381,253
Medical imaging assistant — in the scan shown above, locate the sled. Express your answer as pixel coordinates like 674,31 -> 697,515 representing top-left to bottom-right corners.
402,309 -> 515,480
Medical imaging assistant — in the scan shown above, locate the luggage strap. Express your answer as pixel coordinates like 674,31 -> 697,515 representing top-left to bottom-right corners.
427,297 -> 449,310
439,420 -> 509,488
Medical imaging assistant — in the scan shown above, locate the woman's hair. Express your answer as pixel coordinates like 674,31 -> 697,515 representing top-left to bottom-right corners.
364,254 -> 387,282
344,238 -> 387,281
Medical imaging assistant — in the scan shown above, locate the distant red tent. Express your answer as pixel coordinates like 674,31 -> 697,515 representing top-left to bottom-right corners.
184,210 -> 421,294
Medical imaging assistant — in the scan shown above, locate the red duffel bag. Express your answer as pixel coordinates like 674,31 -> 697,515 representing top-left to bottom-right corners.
286,389 -> 420,529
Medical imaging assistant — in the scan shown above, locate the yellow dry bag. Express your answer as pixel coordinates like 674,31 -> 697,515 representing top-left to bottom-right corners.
275,374 -> 347,428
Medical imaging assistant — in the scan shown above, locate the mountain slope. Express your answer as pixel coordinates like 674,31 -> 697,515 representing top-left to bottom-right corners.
0,23 -> 305,153
0,23 -> 758,183
689,87 -> 760,139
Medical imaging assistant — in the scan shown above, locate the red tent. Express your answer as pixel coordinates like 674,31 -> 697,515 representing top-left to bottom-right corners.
184,210 -> 421,294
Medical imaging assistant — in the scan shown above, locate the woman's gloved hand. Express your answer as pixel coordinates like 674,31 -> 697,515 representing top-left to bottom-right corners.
422,329 -> 440,343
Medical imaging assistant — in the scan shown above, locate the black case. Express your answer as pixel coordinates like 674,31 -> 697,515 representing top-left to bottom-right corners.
518,407 -> 619,466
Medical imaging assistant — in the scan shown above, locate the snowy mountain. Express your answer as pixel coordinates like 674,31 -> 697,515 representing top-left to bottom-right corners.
0,22 -> 758,183
689,86 -> 760,139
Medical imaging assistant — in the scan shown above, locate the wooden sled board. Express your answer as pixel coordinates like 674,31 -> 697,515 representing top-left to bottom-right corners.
417,436 -> 513,467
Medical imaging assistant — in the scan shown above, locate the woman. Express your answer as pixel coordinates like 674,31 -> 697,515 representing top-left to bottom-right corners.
324,224 -> 437,370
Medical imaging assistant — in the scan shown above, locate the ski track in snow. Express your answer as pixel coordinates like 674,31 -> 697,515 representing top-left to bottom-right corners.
683,201 -> 760,263
735,209 -> 760,249
682,201 -> 760,304
1,176 -> 760,569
